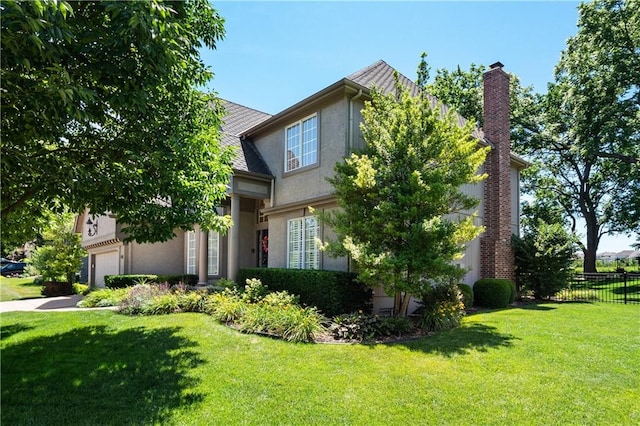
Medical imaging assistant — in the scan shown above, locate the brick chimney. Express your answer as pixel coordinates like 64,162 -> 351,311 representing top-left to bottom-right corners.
480,62 -> 514,281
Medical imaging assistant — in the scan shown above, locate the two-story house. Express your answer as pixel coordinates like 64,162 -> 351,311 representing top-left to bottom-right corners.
78,60 -> 526,311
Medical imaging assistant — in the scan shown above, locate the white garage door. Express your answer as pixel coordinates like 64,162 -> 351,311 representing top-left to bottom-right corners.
94,251 -> 119,288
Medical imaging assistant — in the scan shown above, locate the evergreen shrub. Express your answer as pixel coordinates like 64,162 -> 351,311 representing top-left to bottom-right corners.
473,278 -> 514,308
237,268 -> 372,316
104,274 -> 197,288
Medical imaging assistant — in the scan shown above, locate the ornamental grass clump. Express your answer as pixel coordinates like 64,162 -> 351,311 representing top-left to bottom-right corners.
205,278 -> 325,343
77,288 -> 128,308
119,283 -> 170,315
204,288 -> 247,323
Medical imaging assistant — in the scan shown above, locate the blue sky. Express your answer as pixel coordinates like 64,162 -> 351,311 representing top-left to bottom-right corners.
199,1 -> 637,252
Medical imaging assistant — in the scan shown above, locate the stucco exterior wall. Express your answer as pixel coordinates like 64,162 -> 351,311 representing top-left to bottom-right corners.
127,232 -> 185,275
81,213 -> 118,247
254,98 -> 348,207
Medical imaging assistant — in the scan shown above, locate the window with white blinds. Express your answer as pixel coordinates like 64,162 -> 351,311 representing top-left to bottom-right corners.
186,231 -> 196,274
287,217 -> 319,269
207,232 -> 219,276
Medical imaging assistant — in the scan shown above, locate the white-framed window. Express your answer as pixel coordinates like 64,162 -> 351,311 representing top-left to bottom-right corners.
186,231 -> 197,274
287,217 -> 319,269
208,232 -> 220,276
285,114 -> 317,172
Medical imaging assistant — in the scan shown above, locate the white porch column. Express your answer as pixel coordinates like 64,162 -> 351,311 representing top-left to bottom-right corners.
197,225 -> 208,286
228,194 -> 240,282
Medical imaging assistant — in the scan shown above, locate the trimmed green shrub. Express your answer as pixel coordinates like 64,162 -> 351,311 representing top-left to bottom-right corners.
237,268 -> 372,316
507,280 -> 516,304
458,283 -> 474,309
156,274 -> 198,286
103,274 -> 198,289
104,275 -> 158,289
473,278 -> 514,308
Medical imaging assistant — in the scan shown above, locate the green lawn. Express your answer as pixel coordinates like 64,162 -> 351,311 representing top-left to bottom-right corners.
0,276 -> 42,301
1,303 -> 638,425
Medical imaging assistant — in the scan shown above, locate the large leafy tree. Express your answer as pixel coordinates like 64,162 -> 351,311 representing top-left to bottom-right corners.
427,0 -> 640,272
525,0 -> 639,272
427,59 -> 542,153
1,0 -> 233,244
323,71 -> 488,317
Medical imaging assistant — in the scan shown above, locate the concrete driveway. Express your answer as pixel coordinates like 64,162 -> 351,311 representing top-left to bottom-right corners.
0,295 -> 92,313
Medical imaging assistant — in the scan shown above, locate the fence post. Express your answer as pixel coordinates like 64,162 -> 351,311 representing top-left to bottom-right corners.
624,272 -> 628,305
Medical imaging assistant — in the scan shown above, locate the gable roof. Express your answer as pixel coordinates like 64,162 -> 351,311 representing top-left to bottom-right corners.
346,60 -> 485,141
346,59 -> 421,97
241,59 -> 484,141
220,100 -> 273,176
232,59 -> 528,169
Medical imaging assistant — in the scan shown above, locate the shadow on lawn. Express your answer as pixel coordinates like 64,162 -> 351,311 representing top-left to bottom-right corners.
1,325 -> 204,425
392,323 -> 518,357
0,323 -> 34,340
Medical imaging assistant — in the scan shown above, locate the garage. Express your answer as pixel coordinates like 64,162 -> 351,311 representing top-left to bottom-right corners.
93,251 -> 120,287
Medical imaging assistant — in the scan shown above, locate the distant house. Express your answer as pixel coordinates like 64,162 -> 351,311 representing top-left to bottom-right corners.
77,60 -> 525,311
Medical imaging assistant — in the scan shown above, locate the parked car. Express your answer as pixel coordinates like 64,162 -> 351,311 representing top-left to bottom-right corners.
1,262 -> 27,277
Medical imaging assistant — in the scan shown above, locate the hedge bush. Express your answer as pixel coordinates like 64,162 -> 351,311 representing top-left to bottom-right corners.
473,278 -> 514,308
104,274 -> 198,288
237,268 -> 372,317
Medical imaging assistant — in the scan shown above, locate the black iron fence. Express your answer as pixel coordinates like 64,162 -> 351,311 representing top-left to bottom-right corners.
559,273 -> 640,304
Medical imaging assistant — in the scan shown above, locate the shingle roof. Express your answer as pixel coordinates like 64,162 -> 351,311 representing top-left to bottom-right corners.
222,100 -> 272,137
347,59 -> 421,97
220,100 -> 273,176
346,60 -> 484,141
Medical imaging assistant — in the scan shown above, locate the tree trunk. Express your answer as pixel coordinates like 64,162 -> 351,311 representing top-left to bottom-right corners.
393,292 -> 402,316
393,291 -> 411,317
583,248 -> 598,273
583,215 -> 600,273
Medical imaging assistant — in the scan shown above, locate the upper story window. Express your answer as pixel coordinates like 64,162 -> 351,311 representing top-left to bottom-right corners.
285,114 -> 317,172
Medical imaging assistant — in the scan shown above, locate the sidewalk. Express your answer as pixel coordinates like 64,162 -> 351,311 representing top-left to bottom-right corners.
0,295 -> 110,313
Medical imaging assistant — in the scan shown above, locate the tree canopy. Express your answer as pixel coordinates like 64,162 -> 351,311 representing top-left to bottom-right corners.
427,0 -> 639,272
524,0 -> 639,271
323,69 -> 488,317
1,0 -> 233,244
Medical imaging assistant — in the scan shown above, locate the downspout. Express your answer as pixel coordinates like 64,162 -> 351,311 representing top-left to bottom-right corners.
348,89 -> 363,155
270,178 -> 275,208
